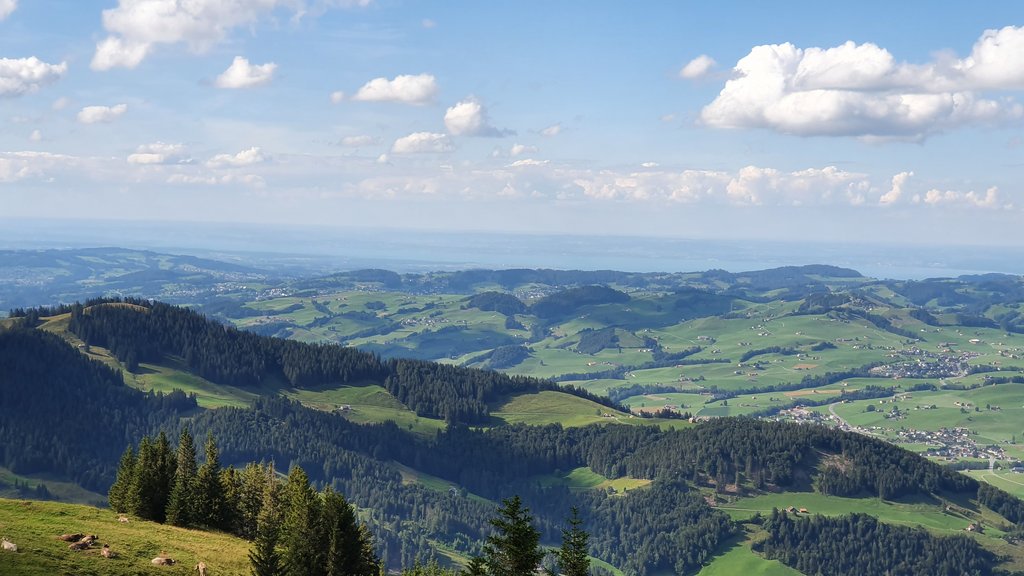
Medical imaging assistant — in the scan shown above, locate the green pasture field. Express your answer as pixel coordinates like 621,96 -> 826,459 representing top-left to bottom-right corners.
284,384 -> 446,436
0,498 -> 252,576
696,533 -> 801,576
0,467 -> 106,507
534,467 -> 651,495
827,382 -> 1024,459
718,492 -> 997,535
490,391 -> 634,427
966,469 -> 1024,499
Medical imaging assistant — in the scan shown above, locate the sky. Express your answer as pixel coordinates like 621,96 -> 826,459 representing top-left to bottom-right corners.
1,1 -> 1024,248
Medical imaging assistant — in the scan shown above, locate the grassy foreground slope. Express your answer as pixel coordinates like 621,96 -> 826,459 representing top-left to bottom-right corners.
0,499 -> 251,576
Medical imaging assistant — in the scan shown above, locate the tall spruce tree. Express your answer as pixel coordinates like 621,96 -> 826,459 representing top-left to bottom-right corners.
107,444 -> 135,513
128,435 -> 161,520
249,464 -> 283,576
280,465 -> 324,576
323,487 -> 363,576
556,507 -> 590,576
166,427 -> 197,526
152,430 -> 175,523
194,432 -> 225,529
483,495 -> 545,576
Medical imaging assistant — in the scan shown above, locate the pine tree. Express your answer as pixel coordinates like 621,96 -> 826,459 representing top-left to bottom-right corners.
166,427 -> 197,527
221,466 -> 242,534
107,444 -> 135,513
483,495 -> 545,576
464,556 -> 487,576
249,464 -> 282,576
323,487 -> 362,576
237,462 -> 269,540
280,465 -> 324,576
128,435 -> 160,520
556,507 -> 590,576
194,432 -> 225,528
152,430 -> 175,523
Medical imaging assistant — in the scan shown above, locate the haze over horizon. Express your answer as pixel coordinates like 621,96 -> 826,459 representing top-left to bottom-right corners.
2,1 -> 1023,248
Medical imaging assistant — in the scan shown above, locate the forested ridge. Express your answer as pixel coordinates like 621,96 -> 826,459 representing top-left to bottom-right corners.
5,301 -> 1024,575
756,511 -> 1000,576
60,298 -> 622,423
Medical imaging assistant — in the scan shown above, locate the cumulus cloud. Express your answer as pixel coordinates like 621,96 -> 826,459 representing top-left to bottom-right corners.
29,129 -> 41,142
679,55 -> 716,79
91,0 -> 371,70
540,123 -> 562,137
391,132 -> 453,154
916,186 -> 1006,209
879,171 -> 913,205
0,0 -> 16,20
0,57 -> 68,97
352,73 -> 437,105
339,135 -> 380,147
215,56 -> 276,89
207,147 -> 267,168
330,90 -> 345,104
444,98 -> 512,137
77,104 -> 128,124
701,27 -> 1024,139
52,97 -> 70,110
127,142 -> 191,165
0,151 -> 78,182
510,143 -> 537,157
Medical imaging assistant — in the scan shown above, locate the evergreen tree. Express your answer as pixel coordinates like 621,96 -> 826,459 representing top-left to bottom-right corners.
280,465 -> 324,576
237,462 -> 270,540
322,487 -> 363,576
250,464 -> 283,576
107,444 -> 135,513
464,557 -> 487,576
556,507 -> 590,576
483,496 -> 545,576
128,435 -> 160,520
194,432 -> 225,528
221,465 -> 242,534
166,427 -> 197,527
153,430 -> 175,523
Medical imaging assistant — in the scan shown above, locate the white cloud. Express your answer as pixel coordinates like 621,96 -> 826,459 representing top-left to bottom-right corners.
52,97 -> 70,110
507,159 -> 549,168
91,0 -> 371,70
168,173 -> 264,187
540,123 -> 562,137
330,90 -> 346,104
391,132 -> 454,154
444,97 -> 512,137
352,73 -> 437,105
879,171 -> 913,205
215,56 -> 276,89
77,104 -> 128,124
127,142 -> 191,165
422,18 -> 436,29
679,55 -> 716,79
701,28 -> 1024,139
0,57 -> 68,97
0,0 -> 16,21
29,129 -> 41,142
339,135 -> 381,147
0,151 -> 78,183
917,186 -> 1006,209
510,143 -> 537,157
207,146 -> 267,168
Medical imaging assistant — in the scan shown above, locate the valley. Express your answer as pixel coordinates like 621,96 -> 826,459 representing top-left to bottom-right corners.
4,257 -> 1024,574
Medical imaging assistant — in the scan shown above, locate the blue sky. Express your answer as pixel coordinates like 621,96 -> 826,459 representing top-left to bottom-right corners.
1,0 -> 1023,247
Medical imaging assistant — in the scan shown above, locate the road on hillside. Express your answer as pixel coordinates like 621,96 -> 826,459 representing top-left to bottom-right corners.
828,401 -> 851,429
